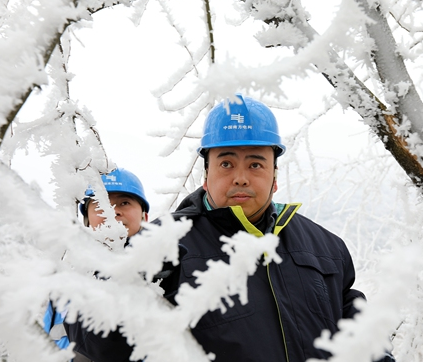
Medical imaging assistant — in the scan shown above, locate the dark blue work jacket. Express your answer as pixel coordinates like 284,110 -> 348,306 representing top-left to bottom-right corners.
160,187 -> 364,361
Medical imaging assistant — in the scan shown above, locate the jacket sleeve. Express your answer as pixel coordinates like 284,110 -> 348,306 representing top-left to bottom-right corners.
64,319 -> 140,362
63,245 -> 187,361
342,287 -> 366,319
339,239 -> 366,320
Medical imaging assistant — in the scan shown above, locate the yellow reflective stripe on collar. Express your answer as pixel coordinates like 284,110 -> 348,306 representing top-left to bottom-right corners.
230,205 -> 263,237
230,203 -> 301,237
273,203 -> 301,236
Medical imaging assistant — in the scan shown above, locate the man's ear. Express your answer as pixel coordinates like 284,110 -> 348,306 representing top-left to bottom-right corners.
273,168 -> 278,193
142,212 -> 148,222
202,169 -> 208,191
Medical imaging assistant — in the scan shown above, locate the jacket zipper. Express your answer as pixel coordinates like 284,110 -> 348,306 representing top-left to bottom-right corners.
267,262 -> 290,362
230,203 -> 301,362
268,203 -> 301,362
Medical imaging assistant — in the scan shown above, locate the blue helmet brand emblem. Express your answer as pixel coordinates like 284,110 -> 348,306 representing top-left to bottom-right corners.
198,94 -> 286,157
230,114 -> 245,124
105,175 -> 117,182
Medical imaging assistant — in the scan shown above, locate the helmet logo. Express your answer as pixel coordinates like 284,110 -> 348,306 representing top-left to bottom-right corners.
104,174 -> 122,186
231,114 -> 245,124
224,113 -> 252,130
198,95 -> 285,158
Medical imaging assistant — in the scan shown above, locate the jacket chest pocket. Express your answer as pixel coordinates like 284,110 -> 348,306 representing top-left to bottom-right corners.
290,252 -> 341,327
180,256 -> 255,330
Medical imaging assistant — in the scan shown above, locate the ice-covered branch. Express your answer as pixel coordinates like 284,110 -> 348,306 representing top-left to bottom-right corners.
245,0 -> 423,190
0,161 -> 194,361
0,0 -> 79,142
0,0 -> 140,144
0,159 -> 284,361
176,231 -> 281,326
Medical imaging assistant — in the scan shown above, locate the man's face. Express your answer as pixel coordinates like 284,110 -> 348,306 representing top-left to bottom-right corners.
87,192 -> 144,237
203,146 -> 277,223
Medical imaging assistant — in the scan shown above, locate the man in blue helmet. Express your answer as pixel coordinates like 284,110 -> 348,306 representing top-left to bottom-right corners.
64,95 -> 394,362
162,94 -> 392,362
80,167 -> 150,236
45,167 -> 150,362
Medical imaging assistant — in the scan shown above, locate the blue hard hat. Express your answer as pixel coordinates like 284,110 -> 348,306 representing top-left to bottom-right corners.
197,94 -> 286,157
79,168 -> 150,216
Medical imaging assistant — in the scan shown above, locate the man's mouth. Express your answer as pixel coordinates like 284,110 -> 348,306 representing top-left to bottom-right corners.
230,193 -> 252,202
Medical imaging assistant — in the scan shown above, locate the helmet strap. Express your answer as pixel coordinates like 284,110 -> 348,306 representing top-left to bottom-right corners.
83,199 -> 91,227
245,185 -> 274,221
83,215 -> 90,227
206,170 -> 277,222
245,168 -> 277,221
203,151 -> 209,171
206,189 -> 219,210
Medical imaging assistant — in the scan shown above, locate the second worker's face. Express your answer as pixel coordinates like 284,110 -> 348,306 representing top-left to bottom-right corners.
203,146 -> 277,223
87,192 -> 145,237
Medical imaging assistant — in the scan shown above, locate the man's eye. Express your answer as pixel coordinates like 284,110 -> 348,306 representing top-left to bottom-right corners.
250,163 -> 261,169
221,161 -> 232,168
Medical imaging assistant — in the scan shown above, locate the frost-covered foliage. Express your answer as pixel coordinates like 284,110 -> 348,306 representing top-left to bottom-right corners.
1,0 -> 423,361
0,160 -> 284,361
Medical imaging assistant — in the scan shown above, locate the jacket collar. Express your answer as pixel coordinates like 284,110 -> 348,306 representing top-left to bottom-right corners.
174,187 -> 278,235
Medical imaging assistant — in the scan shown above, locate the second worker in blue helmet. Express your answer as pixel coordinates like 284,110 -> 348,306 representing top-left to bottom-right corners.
80,167 -> 150,235
65,95 -> 395,362
49,168 -> 150,362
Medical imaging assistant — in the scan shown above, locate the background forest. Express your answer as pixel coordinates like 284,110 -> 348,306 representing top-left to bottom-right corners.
1,0 -> 423,361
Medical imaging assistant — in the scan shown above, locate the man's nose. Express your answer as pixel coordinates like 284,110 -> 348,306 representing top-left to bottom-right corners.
114,206 -> 122,216
233,170 -> 249,186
